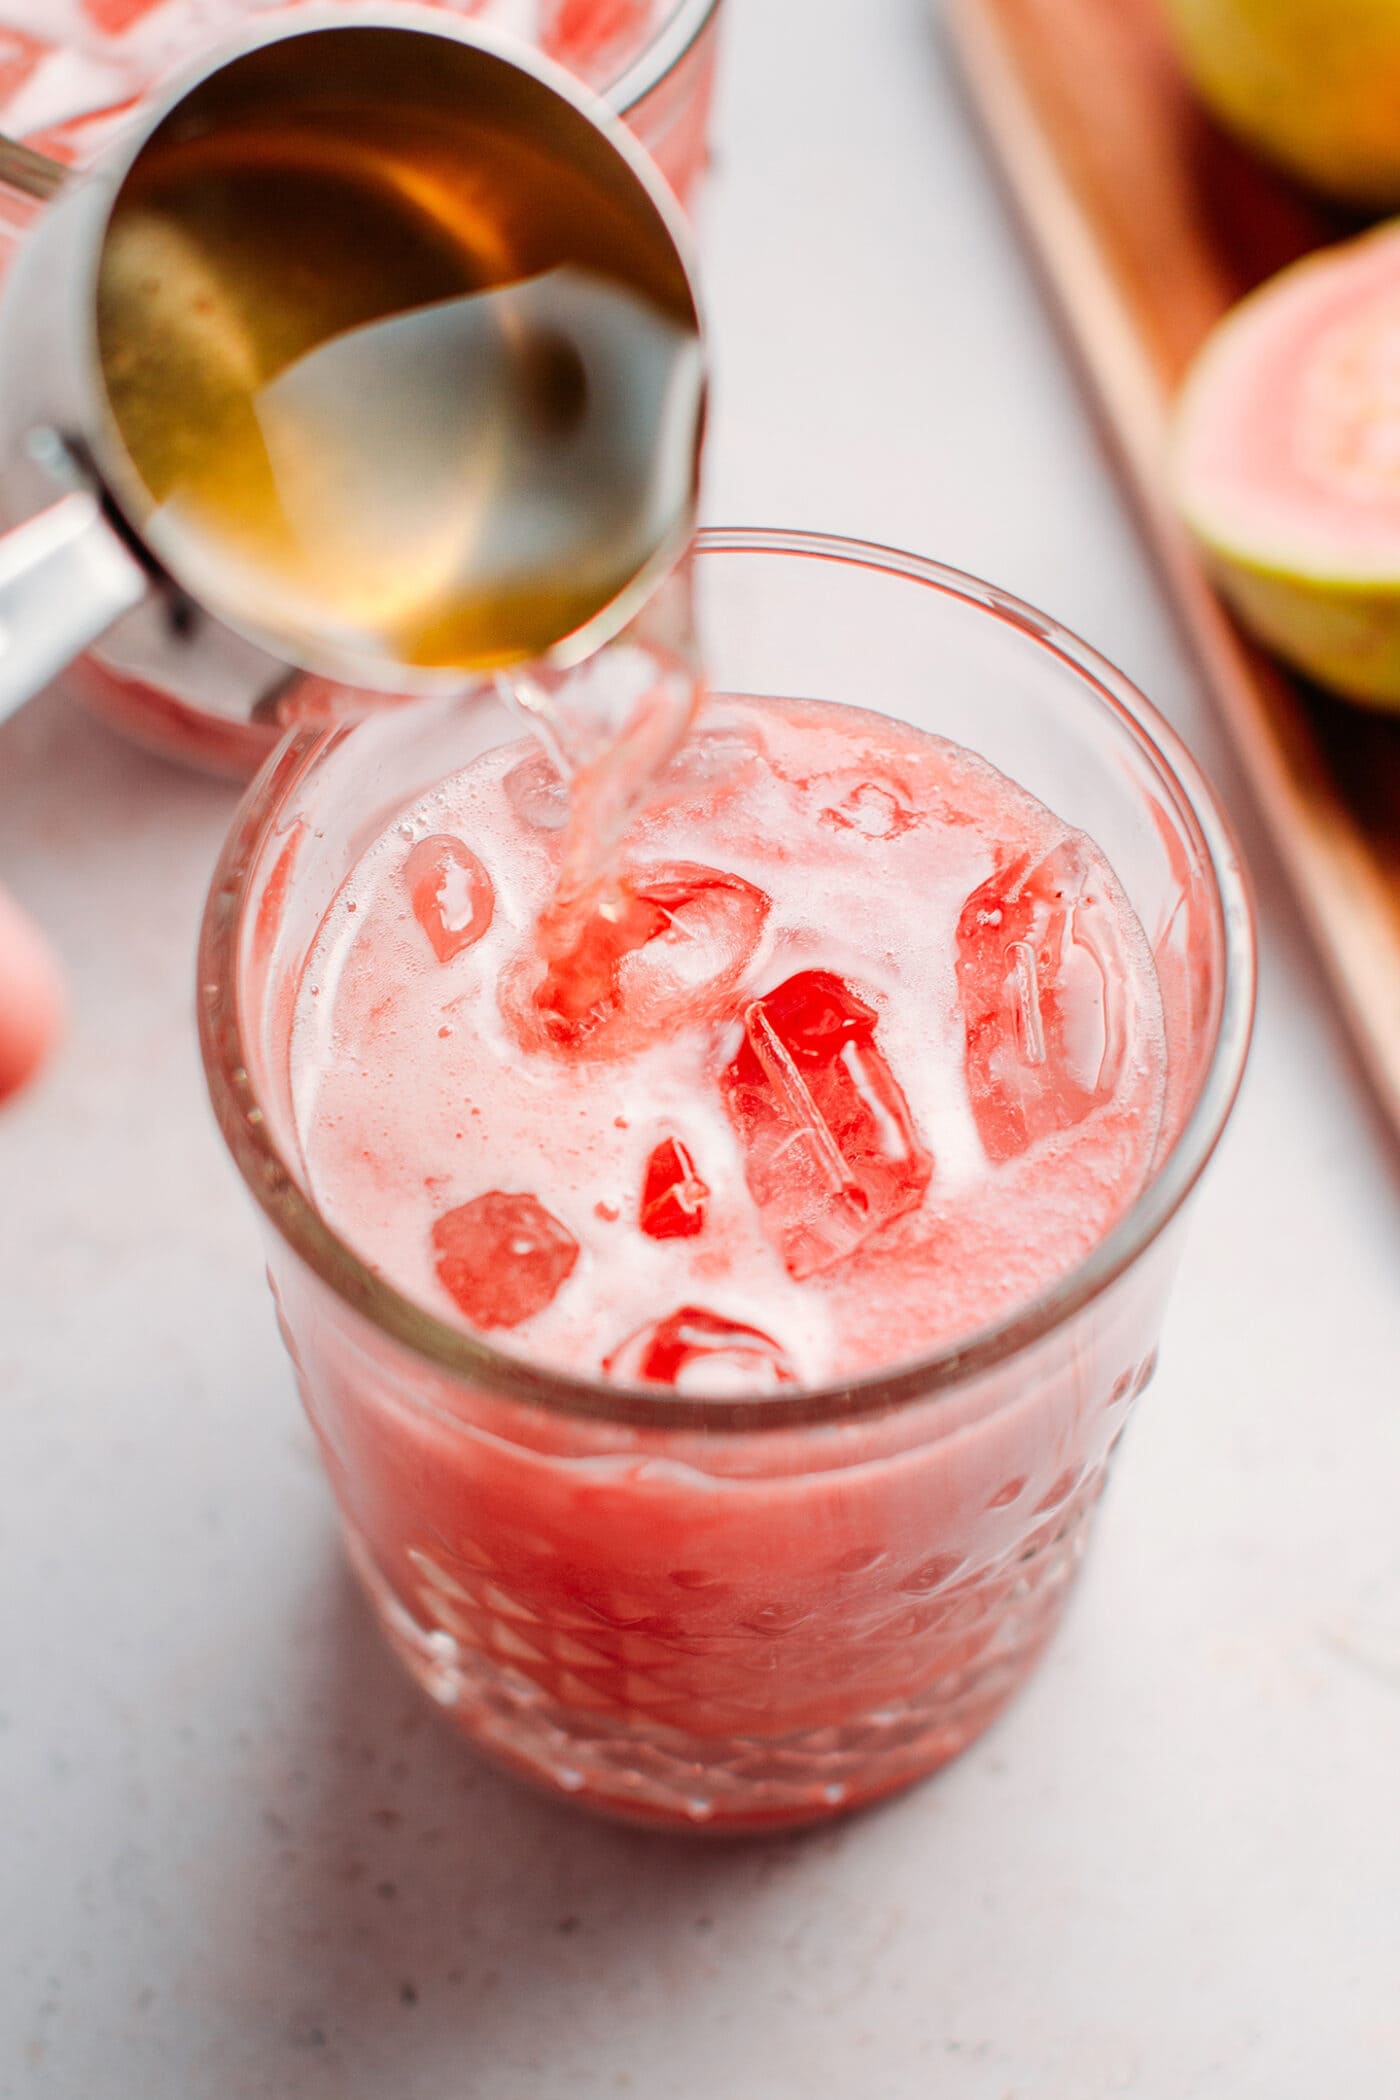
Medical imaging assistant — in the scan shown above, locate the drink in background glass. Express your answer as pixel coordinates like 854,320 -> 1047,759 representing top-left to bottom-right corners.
0,1 -> 719,193
0,0 -> 721,770
200,531 -> 1254,1831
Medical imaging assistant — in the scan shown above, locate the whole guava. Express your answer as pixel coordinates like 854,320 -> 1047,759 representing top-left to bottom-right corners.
1163,0 -> 1400,208
1172,219 -> 1400,710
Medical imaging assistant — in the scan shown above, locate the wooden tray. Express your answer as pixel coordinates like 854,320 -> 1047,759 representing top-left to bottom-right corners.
946,0 -> 1400,1140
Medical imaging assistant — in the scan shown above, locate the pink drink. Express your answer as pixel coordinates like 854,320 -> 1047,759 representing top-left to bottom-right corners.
276,693 -> 1166,1824
0,2 -> 715,191
292,696 -> 1166,1387
202,532 -> 1252,1830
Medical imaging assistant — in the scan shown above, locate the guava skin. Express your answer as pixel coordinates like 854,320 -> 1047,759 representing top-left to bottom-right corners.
1195,552 -> 1400,708
1164,0 -> 1400,208
1172,225 -> 1400,712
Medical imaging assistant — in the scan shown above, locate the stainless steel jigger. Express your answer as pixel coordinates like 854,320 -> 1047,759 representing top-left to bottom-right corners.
0,2 -> 705,737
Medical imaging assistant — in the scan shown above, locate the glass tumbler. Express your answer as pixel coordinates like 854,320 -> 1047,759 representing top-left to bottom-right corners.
199,529 -> 1255,1832
0,0 -> 722,774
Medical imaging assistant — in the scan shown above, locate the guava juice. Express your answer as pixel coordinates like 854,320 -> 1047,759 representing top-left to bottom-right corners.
278,689 -> 1169,1824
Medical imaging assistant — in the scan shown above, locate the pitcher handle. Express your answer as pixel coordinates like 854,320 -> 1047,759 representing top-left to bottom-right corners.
0,493 -> 150,728
0,135 -> 67,203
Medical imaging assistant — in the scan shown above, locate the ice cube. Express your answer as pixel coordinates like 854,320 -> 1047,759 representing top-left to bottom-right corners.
432,1191 -> 578,1329
504,748 -> 569,831
956,836 -> 1129,1163
639,1137 -> 708,1239
542,0 -> 650,77
404,835 -> 494,964
659,723 -> 765,803
721,971 -> 933,1279
0,29 -> 44,110
604,1306 -> 797,1392
6,39 -> 135,157
521,862 -> 769,1055
820,779 -> 915,839
81,0 -> 151,33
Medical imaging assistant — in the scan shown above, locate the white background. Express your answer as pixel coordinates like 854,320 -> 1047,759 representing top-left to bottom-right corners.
2,1 -> 1399,2094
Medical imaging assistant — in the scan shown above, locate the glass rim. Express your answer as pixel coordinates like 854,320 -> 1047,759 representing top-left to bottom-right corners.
603,0 -> 721,114
198,527 -> 1257,1433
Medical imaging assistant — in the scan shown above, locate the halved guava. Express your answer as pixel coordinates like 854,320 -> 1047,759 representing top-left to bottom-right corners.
1163,0 -> 1400,208
1173,220 -> 1400,711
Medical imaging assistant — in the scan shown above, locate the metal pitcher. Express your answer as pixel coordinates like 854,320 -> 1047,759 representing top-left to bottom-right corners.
0,2 -> 706,733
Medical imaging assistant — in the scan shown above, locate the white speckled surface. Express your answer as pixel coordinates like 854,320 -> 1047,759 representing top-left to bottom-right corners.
3,2 -> 1399,2093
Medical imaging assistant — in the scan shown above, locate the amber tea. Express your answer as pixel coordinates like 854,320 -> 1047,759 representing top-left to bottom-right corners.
93,33 -> 703,679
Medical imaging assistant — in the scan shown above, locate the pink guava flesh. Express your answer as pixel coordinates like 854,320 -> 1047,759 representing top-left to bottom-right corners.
1176,223 -> 1400,581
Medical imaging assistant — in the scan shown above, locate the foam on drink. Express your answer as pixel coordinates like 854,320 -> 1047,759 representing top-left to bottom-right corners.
290,693 -> 1167,1391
